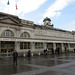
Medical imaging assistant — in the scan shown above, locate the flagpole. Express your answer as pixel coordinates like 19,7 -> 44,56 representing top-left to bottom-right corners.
15,3 -> 18,16
8,5 -> 9,14
7,0 -> 10,14
15,8 -> 17,15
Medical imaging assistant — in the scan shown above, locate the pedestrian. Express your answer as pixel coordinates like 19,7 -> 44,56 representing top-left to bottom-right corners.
46,48 -> 48,51
74,48 -> 75,53
27,50 -> 31,61
28,50 -> 31,57
57,47 -> 60,54
45,49 -> 48,56
52,48 -> 54,55
45,50 -> 47,55
44,49 -> 46,55
13,50 -> 18,65
65,47 -> 67,53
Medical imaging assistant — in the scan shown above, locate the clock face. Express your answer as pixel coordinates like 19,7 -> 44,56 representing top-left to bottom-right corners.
44,21 -> 50,25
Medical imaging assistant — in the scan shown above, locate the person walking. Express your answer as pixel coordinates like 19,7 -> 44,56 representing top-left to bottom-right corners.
27,50 -> 31,61
57,47 -> 60,54
13,50 -> 18,65
44,49 -> 46,55
52,48 -> 54,55
28,50 -> 31,57
45,49 -> 48,56
74,48 -> 75,53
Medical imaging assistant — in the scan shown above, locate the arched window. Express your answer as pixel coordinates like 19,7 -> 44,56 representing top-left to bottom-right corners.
20,32 -> 30,38
1,30 -> 14,37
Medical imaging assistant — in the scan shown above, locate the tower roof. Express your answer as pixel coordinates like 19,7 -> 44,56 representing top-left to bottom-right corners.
43,17 -> 51,22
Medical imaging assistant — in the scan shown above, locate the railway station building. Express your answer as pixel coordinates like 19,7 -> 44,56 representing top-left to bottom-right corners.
0,12 -> 75,57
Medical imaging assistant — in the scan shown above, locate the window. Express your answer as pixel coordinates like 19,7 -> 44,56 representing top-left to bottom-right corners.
20,32 -> 30,38
35,42 -> 43,49
70,44 -> 75,48
20,42 -> 30,49
1,30 -> 14,37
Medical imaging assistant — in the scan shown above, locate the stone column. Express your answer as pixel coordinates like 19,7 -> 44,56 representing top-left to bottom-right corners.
61,43 -> 64,52
43,42 -> 47,50
31,42 -> 35,56
15,41 -> 20,52
31,42 -> 35,51
53,43 -> 56,53
68,43 -> 70,51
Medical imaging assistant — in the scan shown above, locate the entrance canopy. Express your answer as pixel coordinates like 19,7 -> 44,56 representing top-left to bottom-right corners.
0,37 -> 74,43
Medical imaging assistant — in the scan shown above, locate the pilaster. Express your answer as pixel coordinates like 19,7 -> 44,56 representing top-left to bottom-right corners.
61,43 -> 64,52
53,43 -> 56,52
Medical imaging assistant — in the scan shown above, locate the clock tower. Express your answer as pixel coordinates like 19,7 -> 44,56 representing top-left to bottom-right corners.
43,17 -> 53,28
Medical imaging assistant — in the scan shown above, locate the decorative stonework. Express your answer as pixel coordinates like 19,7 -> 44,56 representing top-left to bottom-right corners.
21,19 -> 34,26
34,30 -> 47,36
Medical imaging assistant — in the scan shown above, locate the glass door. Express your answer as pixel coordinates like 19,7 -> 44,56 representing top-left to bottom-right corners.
47,43 -> 53,54
0,41 -> 15,57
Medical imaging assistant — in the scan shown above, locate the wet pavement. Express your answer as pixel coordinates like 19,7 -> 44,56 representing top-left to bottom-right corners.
0,53 -> 75,75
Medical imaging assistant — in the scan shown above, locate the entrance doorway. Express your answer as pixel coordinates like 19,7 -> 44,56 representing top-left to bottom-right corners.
0,41 -> 15,57
47,43 -> 53,54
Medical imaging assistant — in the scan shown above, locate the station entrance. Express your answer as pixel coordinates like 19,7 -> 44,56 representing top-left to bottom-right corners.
0,41 -> 15,57
47,43 -> 53,54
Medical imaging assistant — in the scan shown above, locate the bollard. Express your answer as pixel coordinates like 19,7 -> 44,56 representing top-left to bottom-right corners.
38,52 -> 40,56
31,53 -> 33,56
23,53 -> 26,57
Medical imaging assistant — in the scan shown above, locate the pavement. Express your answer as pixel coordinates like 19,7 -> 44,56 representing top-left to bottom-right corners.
0,53 -> 75,75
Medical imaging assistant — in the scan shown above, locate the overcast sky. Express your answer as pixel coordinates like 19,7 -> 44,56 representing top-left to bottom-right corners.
0,0 -> 75,31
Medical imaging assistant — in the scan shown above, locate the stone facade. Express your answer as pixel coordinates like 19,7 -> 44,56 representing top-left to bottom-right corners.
0,12 -> 75,57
